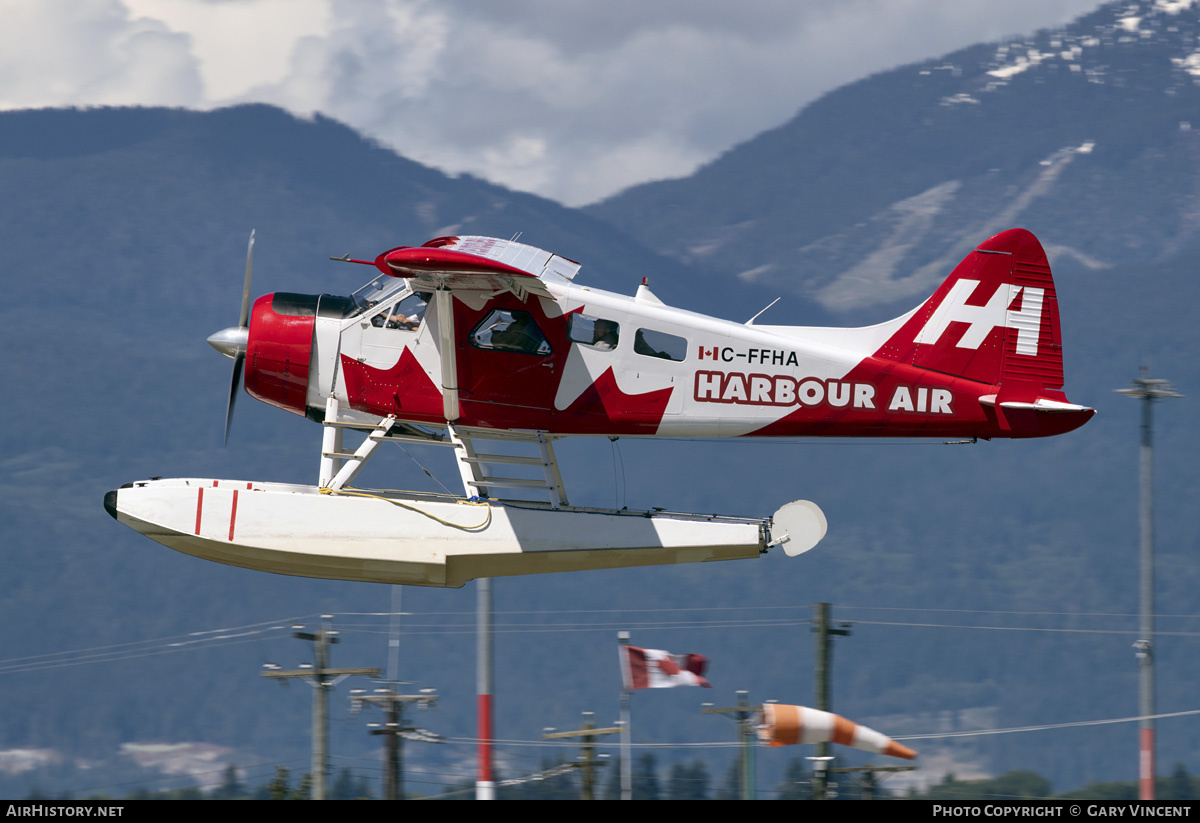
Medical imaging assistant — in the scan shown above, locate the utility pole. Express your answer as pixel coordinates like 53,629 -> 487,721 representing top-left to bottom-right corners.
543,711 -> 621,800
1117,371 -> 1181,801
702,690 -> 759,799
350,686 -> 440,800
262,617 -> 381,800
811,602 -> 851,800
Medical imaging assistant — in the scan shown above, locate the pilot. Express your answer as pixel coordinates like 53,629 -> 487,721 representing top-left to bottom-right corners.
386,309 -> 420,330
385,292 -> 429,330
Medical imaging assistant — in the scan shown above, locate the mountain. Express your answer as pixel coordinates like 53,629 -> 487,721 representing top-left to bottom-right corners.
0,0 -> 1196,798
589,0 -> 1200,318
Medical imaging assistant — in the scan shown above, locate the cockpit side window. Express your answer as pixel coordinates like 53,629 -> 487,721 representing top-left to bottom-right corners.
471,309 -> 552,355
370,291 -> 429,330
634,328 -> 687,362
567,313 -> 620,351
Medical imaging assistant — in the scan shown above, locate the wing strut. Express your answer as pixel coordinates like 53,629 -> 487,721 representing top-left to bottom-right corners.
435,287 -> 460,422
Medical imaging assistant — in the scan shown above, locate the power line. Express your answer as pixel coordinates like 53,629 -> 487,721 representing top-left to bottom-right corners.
5,603 -> 1200,678
894,708 -> 1200,741
846,619 -> 1200,637
419,708 -> 1200,749
329,619 -> 1200,639
331,605 -> 1200,621
0,617 -> 298,667
0,630 -> 294,674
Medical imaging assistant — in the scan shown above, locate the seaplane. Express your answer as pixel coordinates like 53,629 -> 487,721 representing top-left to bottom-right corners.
105,228 -> 1093,587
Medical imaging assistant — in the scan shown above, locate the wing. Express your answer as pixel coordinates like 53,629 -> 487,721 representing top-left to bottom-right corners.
374,236 -> 581,422
375,235 -> 580,301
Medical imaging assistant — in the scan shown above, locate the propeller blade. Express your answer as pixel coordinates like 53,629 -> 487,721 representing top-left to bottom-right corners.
224,352 -> 244,447
223,229 -> 255,446
238,229 -> 255,330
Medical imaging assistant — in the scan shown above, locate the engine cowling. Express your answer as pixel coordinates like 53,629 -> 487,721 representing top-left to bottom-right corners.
244,293 -> 316,417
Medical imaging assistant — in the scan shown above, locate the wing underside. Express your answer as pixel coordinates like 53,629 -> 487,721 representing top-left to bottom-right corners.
375,235 -> 579,301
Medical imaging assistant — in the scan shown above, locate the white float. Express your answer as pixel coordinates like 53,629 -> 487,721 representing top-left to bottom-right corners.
105,478 -> 823,588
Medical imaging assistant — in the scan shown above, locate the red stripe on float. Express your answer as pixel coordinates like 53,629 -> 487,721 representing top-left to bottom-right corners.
195,488 -> 204,535
229,490 -> 239,541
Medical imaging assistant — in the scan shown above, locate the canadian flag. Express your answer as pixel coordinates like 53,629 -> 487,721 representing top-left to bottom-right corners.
621,645 -> 712,690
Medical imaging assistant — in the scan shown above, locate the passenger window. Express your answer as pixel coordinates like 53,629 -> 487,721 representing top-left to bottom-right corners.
567,313 -> 620,351
471,309 -> 552,355
634,328 -> 687,362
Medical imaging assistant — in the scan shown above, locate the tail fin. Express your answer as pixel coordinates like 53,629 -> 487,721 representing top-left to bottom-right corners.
878,228 -> 1065,397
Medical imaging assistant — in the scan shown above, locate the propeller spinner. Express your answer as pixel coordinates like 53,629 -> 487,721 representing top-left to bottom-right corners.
206,230 -> 255,445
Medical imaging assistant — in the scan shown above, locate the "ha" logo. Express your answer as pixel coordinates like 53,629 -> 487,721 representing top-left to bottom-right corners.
914,280 -> 1044,355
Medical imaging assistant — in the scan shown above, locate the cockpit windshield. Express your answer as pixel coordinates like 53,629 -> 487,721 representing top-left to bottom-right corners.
348,274 -> 410,317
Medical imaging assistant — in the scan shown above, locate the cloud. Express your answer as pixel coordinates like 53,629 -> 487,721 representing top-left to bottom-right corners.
0,0 -> 202,109
126,0 -> 329,100
240,0 -> 1105,204
6,0 -> 1107,204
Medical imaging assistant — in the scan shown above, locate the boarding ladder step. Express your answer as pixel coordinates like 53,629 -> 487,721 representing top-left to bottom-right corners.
460,454 -> 544,466
448,425 -> 569,509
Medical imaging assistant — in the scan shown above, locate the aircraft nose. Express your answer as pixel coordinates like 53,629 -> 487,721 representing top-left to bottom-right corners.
207,326 -> 249,359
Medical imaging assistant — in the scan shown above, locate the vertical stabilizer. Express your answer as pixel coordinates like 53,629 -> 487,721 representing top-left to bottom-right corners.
876,228 -> 1065,398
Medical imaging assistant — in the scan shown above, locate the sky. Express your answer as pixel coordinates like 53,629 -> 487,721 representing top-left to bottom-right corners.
0,0 -> 1108,206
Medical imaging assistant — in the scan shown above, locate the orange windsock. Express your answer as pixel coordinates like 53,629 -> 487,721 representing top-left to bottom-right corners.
758,704 -> 916,760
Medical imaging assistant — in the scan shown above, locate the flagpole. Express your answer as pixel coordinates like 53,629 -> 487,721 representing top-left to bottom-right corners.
618,630 -> 632,800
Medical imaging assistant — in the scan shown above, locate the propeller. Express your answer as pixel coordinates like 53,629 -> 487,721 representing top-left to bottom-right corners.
206,230 -> 255,446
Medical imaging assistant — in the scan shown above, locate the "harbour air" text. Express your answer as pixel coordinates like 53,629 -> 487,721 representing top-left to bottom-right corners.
693,372 -> 954,414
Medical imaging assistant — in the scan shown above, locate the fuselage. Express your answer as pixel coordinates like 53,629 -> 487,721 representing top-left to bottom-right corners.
242,259 -> 1090,440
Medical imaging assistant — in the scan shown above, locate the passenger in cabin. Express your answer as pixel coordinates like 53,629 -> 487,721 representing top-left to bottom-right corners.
634,334 -> 669,360
633,328 -> 686,361
491,313 -> 544,353
592,319 -> 619,350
